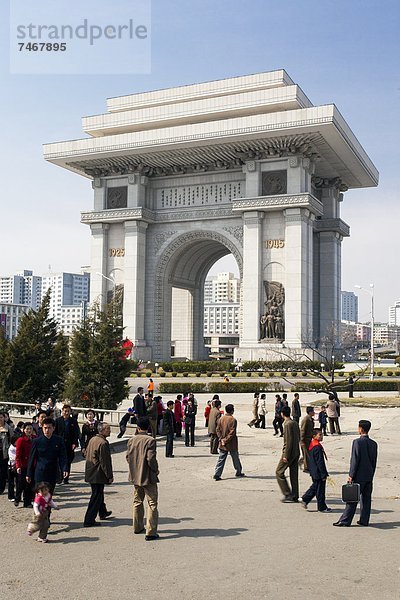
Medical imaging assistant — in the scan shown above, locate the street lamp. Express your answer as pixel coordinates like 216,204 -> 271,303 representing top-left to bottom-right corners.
355,284 -> 374,380
320,363 -> 325,373
331,355 -> 335,383
96,271 -> 116,294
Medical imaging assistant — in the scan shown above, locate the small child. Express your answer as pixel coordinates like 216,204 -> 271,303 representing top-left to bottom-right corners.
7,435 -> 18,501
27,482 -> 57,543
301,429 -> 331,513
318,405 -> 328,436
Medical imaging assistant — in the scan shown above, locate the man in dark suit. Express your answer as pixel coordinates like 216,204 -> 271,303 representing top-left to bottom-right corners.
333,420 -> 378,527
55,404 -> 80,484
27,418 -> 68,494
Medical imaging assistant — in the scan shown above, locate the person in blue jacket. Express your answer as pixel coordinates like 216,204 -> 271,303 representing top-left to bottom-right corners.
301,428 -> 332,513
27,418 -> 68,494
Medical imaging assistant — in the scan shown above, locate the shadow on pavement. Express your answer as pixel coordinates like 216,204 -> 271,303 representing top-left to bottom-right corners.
368,521 -> 400,529
159,526 -> 248,539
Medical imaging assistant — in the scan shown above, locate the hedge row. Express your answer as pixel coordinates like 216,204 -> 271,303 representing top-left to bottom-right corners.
291,381 -> 400,392
159,361 -> 233,373
158,382 -> 284,394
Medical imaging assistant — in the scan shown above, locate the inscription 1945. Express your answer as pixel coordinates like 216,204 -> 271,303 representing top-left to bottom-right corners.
266,240 -> 284,249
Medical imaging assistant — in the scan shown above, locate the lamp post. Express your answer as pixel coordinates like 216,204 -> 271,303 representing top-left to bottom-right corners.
331,354 -> 335,384
355,284 -> 374,380
96,271 -> 116,296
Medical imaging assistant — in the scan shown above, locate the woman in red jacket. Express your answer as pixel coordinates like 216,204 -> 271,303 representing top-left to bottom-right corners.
15,422 -> 35,507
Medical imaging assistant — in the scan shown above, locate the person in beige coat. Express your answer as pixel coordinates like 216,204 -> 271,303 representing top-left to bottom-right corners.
126,416 -> 160,541
213,404 -> 245,480
247,393 -> 260,428
326,394 -> 342,434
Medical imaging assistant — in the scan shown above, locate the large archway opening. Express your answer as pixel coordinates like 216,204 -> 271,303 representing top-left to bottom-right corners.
154,231 -> 242,361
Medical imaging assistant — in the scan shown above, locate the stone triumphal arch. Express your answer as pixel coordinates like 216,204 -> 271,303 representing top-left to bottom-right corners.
44,70 -> 378,361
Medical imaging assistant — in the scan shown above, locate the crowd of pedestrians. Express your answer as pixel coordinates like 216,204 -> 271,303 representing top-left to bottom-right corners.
0,383 -> 378,543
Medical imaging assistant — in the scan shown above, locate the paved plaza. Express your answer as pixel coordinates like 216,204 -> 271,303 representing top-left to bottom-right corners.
1,397 -> 399,599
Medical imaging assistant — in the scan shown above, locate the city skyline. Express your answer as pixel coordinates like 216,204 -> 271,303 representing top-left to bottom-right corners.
1,0 -> 399,321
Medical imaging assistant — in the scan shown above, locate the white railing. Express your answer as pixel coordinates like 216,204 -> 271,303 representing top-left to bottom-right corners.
0,401 -> 129,427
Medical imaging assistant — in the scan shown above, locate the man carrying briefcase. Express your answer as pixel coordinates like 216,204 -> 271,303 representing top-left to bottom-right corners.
333,420 -> 378,527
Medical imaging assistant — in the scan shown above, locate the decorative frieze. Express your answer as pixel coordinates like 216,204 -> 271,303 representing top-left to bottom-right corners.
106,186 -> 128,209
232,193 -> 323,216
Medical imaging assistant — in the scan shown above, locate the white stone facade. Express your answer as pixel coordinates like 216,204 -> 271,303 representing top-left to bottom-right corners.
44,70 -> 378,361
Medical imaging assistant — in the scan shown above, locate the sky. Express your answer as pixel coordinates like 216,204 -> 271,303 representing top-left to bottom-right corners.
0,0 -> 399,322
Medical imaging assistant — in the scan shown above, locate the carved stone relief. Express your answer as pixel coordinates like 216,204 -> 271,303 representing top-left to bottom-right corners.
262,171 -> 287,196
260,281 -> 285,341
106,186 -> 128,209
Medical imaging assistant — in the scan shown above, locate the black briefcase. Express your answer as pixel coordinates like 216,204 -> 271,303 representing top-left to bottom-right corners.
342,483 -> 360,503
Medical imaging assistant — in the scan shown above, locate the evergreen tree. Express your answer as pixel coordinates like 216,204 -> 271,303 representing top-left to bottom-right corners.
65,292 -> 131,410
4,291 -> 68,403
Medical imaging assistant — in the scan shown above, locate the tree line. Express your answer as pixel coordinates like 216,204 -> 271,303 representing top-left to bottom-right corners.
0,290 -> 131,410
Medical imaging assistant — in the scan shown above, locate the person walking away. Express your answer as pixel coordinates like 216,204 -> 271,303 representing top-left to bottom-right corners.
272,395 -> 284,436
184,398 -> 197,447
174,395 -> 183,438
163,401 -> 176,458
208,399 -> 222,454
27,481 -> 58,543
318,406 -> 328,436
83,422 -> 113,527
55,404 -> 80,484
214,404 -> 245,480
275,406 -> 300,503
15,423 -> 35,507
301,429 -> 332,512
126,417 -> 160,541
326,394 -> 341,434
291,393 -> 301,424
146,395 -> 158,438
333,420 -> 378,527
258,394 -> 267,429
248,392 -> 260,428
300,407 -> 315,473
156,396 -> 165,434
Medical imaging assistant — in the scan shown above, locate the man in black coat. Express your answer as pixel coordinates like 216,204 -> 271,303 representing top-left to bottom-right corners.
27,418 -> 68,494
55,404 -> 80,484
163,401 -> 176,458
334,420 -> 378,527
301,429 -> 331,512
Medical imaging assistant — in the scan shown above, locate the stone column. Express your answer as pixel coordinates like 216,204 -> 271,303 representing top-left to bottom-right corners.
241,211 -> 264,345
127,174 -> 148,208
319,231 -> 341,340
284,208 -> 314,345
123,220 -> 150,358
89,223 -> 109,307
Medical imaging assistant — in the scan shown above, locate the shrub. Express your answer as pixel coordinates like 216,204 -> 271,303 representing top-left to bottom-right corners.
159,360 -> 233,373
280,372 -> 287,377
269,372 -> 275,377
246,372 -> 252,377
206,372 -> 213,377
182,372 -> 189,377
387,371 -> 393,376
207,382 -> 273,394
258,372 -> 264,377
291,372 -> 297,377
159,372 -> 166,377
231,372 -> 237,377
377,371 -> 382,376
171,372 -> 177,377
302,372 -> 308,377
291,380 -> 400,392
196,372 -> 201,377
395,371 -> 400,376
146,371 -> 152,377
